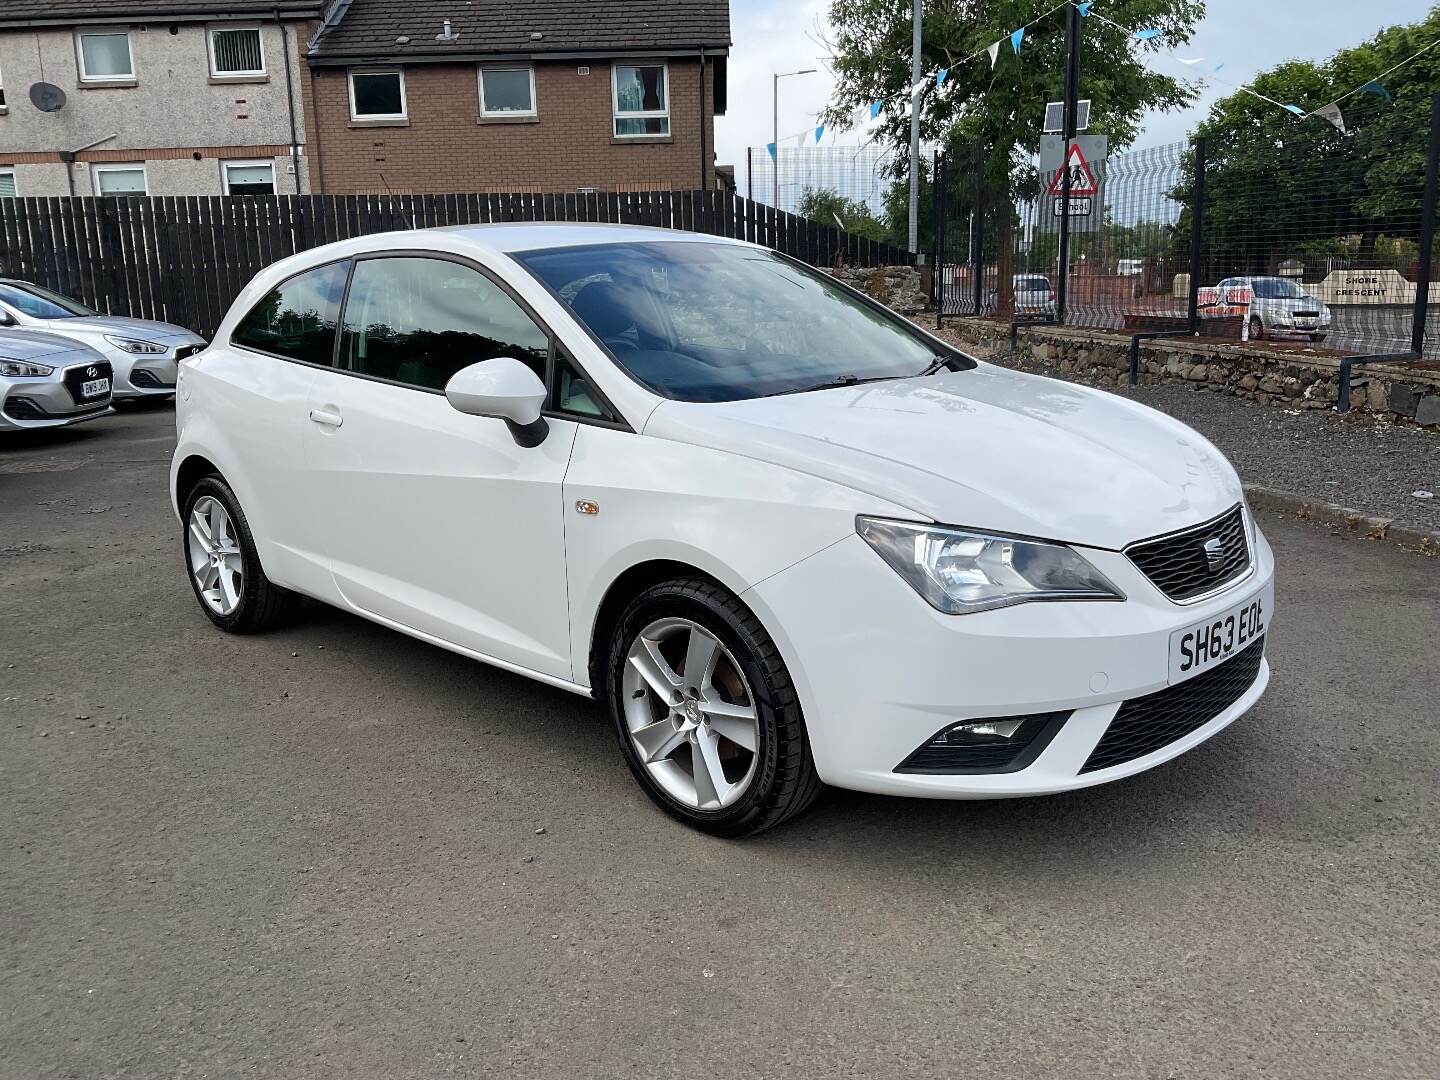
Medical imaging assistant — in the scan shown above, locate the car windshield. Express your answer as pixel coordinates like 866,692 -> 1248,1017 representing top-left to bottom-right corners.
0,282 -> 97,319
1015,276 -> 1050,291
1250,278 -> 1308,300
514,241 -> 961,401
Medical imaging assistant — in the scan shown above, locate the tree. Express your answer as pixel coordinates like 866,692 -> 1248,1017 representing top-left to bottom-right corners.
822,0 -> 1201,308
1176,6 -> 1440,278
796,186 -> 891,242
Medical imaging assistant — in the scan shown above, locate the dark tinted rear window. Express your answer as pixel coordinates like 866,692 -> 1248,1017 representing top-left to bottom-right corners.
232,260 -> 349,365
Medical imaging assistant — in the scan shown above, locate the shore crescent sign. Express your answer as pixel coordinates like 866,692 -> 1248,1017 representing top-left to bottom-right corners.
1314,268 -> 1413,304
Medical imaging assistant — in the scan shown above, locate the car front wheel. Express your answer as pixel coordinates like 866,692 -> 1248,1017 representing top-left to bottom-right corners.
1249,315 -> 1265,341
606,578 -> 822,836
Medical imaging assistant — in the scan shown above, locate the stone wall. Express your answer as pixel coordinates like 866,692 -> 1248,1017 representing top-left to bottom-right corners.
935,319 -> 1440,429
832,265 -> 929,315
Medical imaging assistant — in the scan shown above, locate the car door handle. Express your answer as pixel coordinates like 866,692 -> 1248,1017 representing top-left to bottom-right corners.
309,407 -> 343,428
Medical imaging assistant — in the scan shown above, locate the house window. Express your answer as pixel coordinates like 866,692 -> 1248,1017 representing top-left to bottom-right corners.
612,63 -> 668,137
0,169 -> 16,198
94,165 -> 147,196
348,70 -> 406,120
77,31 -> 134,82
223,161 -> 275,195
479,66 -> 535,117
1,63 -> 7,110
209,26 -> 265,77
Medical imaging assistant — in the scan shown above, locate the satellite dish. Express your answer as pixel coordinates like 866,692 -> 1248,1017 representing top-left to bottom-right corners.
29,82 -> 67,113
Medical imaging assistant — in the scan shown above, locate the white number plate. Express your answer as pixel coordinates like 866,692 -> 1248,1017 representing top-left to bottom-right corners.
81,378 -> 111,398
1169,582 -> 1272,684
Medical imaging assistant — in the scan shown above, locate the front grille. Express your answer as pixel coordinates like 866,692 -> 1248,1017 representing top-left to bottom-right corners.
1294,311 -> 1319,318
3,396 -> 47,420
62,360 -> 114,407
129,369 -> 175,389
1127,505 -> 1250,602
1080,637 -> 1265,773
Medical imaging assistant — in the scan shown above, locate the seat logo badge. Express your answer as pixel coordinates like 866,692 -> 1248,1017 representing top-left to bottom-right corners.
1202,536 -> 1225,572
86,366 -> 99,378
575,499 -> 600,516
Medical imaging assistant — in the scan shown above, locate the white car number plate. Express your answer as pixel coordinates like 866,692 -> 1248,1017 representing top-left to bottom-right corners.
81,378 -> 111,398
1169,582 -> 1272,684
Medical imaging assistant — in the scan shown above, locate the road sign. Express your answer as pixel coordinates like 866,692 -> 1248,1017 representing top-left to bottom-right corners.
1038,134 -> 1107,234
1051,196 -> 1093,217
1046,143 -> 1099,197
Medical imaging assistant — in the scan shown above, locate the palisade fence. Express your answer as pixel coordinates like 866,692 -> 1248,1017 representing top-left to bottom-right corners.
935,94 -> 1440,368
0,190 -> 914,339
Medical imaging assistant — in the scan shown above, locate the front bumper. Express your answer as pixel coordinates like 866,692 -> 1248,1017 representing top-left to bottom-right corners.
745,522 -> 1275,798
112,354 -> 180,399
1,379 -> 114,431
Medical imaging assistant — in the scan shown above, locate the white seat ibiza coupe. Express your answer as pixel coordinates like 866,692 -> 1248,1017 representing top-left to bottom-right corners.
171,224 -> 1273,835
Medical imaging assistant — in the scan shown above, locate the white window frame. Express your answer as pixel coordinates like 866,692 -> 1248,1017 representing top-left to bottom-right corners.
478,64 -> 536,118
347,69 -> 407,121
93,163 -> 148,196
0,62 -> 8,113
221,159 -> 276,194
75,29 -> 135,83
0,168 -> 16,198
207,24 -> 266,79
611,60 -> 669,138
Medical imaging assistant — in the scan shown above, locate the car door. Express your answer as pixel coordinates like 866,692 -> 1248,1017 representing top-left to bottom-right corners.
303,252 -> 579,679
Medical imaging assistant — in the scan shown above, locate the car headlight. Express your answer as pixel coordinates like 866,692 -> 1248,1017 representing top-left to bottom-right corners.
857,517 -> 1124,614
0,357 -> 54,377
103,335 -> 169,355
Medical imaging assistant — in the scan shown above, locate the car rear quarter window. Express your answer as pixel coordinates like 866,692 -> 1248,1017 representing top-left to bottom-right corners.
338,256 -> 549,391
231,261 -> 349,365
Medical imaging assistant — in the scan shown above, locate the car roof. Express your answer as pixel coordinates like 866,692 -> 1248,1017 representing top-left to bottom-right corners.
433,221 -> 753,254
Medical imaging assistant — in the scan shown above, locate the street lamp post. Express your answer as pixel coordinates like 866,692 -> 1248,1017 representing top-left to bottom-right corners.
772,68 -> 816,209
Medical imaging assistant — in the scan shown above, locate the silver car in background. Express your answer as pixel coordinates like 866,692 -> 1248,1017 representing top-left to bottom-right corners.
1216,276 -> 1332,343
0,280 -> 206,401
0,329 -> 114,432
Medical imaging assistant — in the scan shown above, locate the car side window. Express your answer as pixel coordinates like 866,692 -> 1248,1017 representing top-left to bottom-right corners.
551,349 -> 616,421
339,256 -> 548,391
231,261 -> 349,365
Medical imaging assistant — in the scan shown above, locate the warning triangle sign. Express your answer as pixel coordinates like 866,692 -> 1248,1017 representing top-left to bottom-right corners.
1047,143 -> 1099,197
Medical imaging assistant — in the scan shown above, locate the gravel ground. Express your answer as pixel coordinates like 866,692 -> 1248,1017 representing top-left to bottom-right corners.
938,332 -> 1440,534
3,407 -> 1440,1079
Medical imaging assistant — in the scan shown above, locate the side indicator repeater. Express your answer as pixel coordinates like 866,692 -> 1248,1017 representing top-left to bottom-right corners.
575,499 -> 600,516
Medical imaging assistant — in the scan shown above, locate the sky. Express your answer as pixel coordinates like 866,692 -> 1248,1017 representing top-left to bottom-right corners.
716,0 -> 1428,200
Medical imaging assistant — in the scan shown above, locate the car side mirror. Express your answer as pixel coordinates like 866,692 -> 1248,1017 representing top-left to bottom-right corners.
0,311 -> 14,327
444,357 -> 549,447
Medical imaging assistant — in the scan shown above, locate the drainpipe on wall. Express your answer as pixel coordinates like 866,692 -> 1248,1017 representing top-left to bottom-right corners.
698,47 -> 707,191
63,132 -> 118,196
278,11 -> 302,192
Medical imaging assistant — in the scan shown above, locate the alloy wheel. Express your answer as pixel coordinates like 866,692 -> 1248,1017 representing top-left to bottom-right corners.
187,495 -> 245,616
621,617 -> 760,810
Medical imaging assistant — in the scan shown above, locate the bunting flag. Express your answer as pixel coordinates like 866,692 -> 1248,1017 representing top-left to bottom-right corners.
1011,27 -> 1025,54
1135,28 -> 1161,41
1315,103 -> 1346,133
869,100 -> 883,119
987,41 -> 1001,68
1213,63 -> 1225,73
936,67 -> 949,87
1283,104 -> 1306,116
766,142 -> 776,161
1359,80 -> 1391,101
814,124 -> 825,143
794,131 -> 807,147
1176,56 -> 1206,65
1077,2 -> 1093,14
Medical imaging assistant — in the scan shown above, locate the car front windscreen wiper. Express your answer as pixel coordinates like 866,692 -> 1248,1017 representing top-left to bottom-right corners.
767,373 -> 901,397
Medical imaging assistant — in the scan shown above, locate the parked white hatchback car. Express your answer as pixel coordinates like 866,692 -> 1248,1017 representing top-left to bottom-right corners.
1,328 -> 115,432
172,224 -> 1274,835
0,280 -> 206,400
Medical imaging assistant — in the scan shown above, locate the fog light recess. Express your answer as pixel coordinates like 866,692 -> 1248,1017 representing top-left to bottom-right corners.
895,711 -> 1070,774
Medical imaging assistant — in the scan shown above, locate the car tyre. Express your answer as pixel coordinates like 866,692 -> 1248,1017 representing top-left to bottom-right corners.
182,475 -> 297,634
605,577 -> 823,837
1249,315 -> 1265,341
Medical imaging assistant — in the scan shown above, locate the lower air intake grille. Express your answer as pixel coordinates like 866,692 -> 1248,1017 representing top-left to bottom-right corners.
3,396 -> 47,420
1081,637 -> 1265,773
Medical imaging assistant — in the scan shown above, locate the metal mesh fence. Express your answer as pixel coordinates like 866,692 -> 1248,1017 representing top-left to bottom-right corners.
937,99 -> 1439,359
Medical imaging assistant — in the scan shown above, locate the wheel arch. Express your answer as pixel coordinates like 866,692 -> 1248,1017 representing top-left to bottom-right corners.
173,453 -> 223,517
586,558 -> 729,699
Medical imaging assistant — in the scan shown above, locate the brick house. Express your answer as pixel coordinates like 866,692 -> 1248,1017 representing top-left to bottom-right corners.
0,0 -> 317,197
301,0 -> 731,194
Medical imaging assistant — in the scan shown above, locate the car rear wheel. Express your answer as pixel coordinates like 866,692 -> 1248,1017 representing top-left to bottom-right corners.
183,476 -> 297,634
1249,315 -> 1265,341
606,577 -> 822,836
